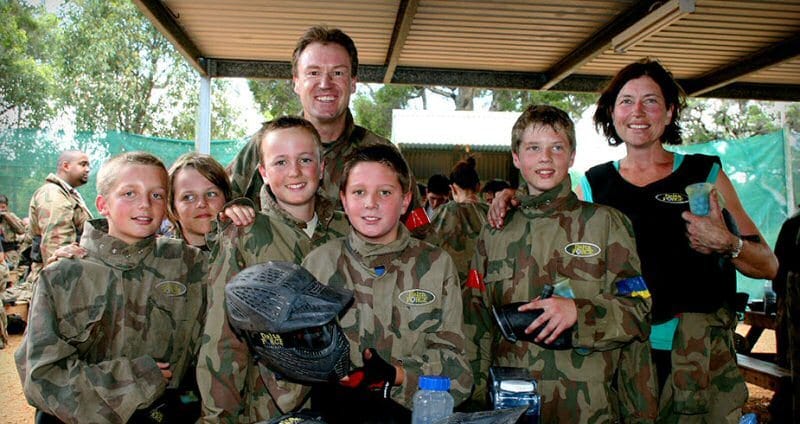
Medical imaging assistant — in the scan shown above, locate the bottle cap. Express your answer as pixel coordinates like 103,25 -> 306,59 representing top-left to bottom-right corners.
500,379 -> 535,393
419,375 -> 450,391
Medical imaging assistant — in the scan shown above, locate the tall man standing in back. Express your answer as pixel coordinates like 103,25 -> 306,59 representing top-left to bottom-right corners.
228,25 -> 422,212
28,150 -> 92,278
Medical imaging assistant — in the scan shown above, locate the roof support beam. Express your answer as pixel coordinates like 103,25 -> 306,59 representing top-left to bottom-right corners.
541,0 -> 658,90
383,0 -> 419,84
204,57 -> 800,100
683,33 -> 800,96
132,0 -> 205,75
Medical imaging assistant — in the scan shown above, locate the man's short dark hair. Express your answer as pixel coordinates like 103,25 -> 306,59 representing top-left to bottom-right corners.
292,25 -> 359,78
481,179 -> 510,195
0,194 -> 8,205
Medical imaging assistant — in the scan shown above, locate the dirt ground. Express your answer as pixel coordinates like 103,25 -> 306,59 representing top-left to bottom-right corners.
0,324 -> 781,423
1,333 -> 35,424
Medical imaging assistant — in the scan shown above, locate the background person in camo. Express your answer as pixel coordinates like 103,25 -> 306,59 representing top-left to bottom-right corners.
424,173 -> 451,219
466,105 -> 657,423
15,152 -> 208,423
227,25 -> 422,214
426,157 -> 488,285
0,243 -> 9,349
0,194 -> 26,285
27,150 -> 92,285
301,144 -> 472,422
480,178 -> 510,205
197,116 -> 350,423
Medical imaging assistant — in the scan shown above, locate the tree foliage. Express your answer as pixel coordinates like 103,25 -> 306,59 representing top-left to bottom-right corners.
0,0 -> 244,139
54,0 -> 181,134
681,99 -> 782,143
352,85 -> 424,138
248,79 -> 301,120
0,0 -> 55,128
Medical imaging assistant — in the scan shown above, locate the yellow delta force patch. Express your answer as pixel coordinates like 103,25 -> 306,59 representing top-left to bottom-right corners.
156,280 -> 187,297
655,193 -> 689,204
564,242 -> 601,258
398,289 -> 436,306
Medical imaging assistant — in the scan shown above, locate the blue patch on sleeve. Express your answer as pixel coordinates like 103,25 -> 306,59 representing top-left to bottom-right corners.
374,266 -> 385,276
616,276 -> 650,299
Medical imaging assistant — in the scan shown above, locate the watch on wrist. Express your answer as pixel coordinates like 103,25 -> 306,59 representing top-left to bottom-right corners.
730,237 -> 744,259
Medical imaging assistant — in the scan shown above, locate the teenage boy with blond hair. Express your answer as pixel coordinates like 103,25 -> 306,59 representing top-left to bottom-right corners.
16,151 -> 207,423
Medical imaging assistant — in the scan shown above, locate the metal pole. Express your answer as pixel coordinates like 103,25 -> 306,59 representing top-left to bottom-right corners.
785,126 -> 796,216
196,75 -> 211,154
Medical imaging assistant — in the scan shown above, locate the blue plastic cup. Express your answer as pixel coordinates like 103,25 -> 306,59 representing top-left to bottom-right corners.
685,182 -> 713,216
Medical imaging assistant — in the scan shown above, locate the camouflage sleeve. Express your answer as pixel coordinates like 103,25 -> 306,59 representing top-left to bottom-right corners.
2,211 -> 26,235
463,228 -> 495,406
196,223 -> 250,423
14,267 -> 165,423
226,134 -> 262,205
396,255 -> 473,407
572,211 -> 652,351
38,193 -> 80,262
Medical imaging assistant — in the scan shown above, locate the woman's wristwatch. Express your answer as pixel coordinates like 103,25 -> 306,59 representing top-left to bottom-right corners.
729,236 -> 744,259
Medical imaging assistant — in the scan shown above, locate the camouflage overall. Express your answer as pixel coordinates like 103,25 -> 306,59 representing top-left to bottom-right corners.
197,192 -> 349,423
15,219 -> 207,423
302,226 -> 474,408
466,179 -> 658,423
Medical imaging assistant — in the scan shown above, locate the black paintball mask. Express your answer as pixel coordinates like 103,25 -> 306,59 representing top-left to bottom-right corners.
225,261 -> 354,384
492,286 -> 573,350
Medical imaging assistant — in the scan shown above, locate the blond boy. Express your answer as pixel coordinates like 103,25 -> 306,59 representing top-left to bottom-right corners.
16,152 -> 207,423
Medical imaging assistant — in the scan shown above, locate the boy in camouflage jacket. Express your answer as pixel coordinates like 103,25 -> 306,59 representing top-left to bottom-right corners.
15,152 -> 208,423
466,105 -> 657,423
302,144 -> 473,416
197,117 -> 349,423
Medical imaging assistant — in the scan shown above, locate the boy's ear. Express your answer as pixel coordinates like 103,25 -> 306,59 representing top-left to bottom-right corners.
401,190 -> 412,214
258,163 -> 268,183
96,195 -> 110,217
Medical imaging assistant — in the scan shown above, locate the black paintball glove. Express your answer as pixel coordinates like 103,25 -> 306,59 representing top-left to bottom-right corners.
339,348 -> 397,398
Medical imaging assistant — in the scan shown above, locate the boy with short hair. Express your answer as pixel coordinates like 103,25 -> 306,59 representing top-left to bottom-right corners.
301,144 -> 472,421
197,116 -> 350,422
15,151 -> 208,423
466,105 -> 657,422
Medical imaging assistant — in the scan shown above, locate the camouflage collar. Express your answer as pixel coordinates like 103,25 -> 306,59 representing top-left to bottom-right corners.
260,185 -> 338,232
45,173 -> 75,192
517,176 -> 578,213
345,225 -> 411,270
82,219 -> 156,270
320,109 -> 356,147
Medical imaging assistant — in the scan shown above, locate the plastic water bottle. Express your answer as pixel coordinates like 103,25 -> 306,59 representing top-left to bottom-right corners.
739,412 -> 757,424
411,375 -> 454,424
763,281 -> 777,314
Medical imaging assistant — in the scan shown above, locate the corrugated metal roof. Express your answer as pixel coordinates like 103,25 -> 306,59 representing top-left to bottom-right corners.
134,0 -> 800,100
